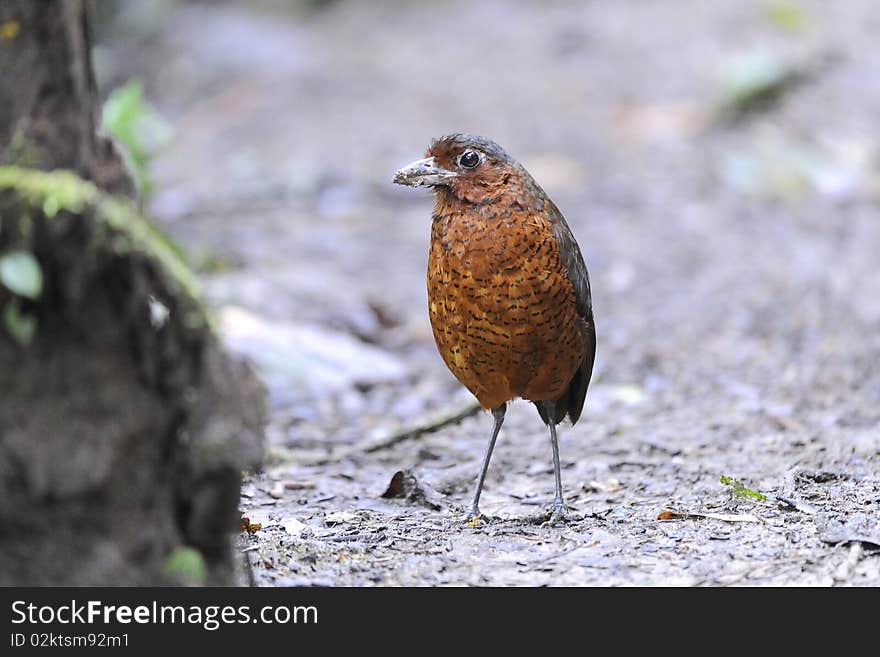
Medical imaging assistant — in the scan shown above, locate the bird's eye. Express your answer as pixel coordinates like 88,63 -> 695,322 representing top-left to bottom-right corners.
458,151 -> 480,168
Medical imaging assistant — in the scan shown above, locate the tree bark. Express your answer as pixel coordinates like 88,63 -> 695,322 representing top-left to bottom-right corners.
0,1 -> 264,585
0,0 -> 133,194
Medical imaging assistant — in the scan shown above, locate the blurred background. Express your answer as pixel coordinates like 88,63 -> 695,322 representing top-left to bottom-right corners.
86,0 -> 880,583
93,0 -> 880,441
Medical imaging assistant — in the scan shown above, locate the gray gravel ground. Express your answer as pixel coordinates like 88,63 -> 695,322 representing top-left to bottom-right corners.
109,0 -> 880,585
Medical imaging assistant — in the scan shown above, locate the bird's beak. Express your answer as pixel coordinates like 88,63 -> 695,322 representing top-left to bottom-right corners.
392,157 -> 456,187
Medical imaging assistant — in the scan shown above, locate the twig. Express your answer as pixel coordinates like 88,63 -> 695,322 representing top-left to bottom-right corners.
296,401 -> 482,465
363,401 -> 481,453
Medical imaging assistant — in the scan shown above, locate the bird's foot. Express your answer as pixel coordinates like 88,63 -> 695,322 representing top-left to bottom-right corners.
464,507 -> 486,527
547,501 -> 572,526
528,501 -> 580,526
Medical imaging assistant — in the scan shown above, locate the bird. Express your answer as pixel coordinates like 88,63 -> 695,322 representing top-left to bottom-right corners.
392,134 -> 596,522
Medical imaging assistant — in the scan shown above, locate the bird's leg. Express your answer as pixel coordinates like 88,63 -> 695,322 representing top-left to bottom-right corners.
466,403 -> 506,521
542,401 -> 569,522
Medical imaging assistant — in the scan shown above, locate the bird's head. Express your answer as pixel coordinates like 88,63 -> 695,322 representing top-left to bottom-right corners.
392,134 -> 521,205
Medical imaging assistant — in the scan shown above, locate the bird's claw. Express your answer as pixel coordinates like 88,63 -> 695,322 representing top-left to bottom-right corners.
464,508 -> 486,527
547,503 -> 571,525
530,502 -> 579,526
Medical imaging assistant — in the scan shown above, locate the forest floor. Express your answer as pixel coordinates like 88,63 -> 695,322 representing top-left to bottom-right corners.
108,0 -> 880,585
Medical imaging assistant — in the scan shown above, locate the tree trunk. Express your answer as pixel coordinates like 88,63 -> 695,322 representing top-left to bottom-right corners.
0,1 -> 264,585
0,0 -> 133,194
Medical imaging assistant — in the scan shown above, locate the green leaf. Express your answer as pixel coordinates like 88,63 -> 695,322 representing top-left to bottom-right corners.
163,546 -> 207,585
102,79 -> 171,200
720,475 -> 768,501
3,301 -> 36,346
0,250 -> 42,298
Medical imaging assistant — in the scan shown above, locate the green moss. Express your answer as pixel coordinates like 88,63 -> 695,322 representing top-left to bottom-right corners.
2,130 -> 41,169
0,166 -> 206,329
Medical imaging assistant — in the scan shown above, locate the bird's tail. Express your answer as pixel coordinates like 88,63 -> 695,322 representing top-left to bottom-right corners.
533,354 -> 593,426
534,315 -> 595,427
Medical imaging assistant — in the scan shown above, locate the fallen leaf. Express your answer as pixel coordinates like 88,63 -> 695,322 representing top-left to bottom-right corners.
658,510 -> 761,523
240,516 -> 262,534
381,470 -> 408,499
380,469 -> 446,510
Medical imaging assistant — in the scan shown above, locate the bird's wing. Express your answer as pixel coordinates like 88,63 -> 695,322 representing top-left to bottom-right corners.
544,200 -> 593,320
541,196 -> 597,425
